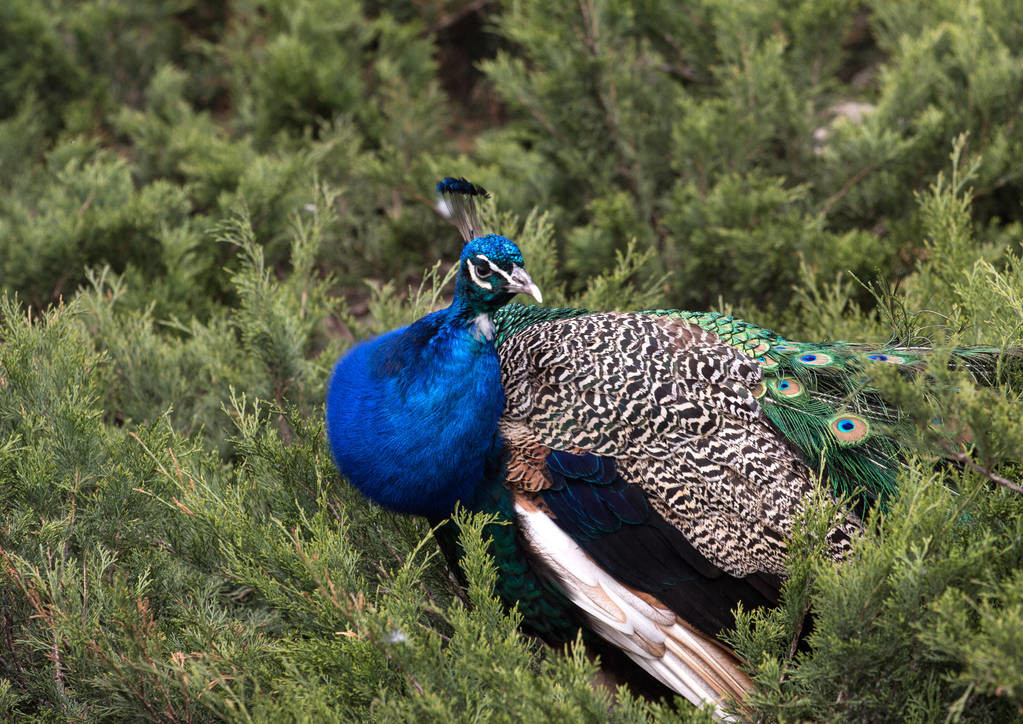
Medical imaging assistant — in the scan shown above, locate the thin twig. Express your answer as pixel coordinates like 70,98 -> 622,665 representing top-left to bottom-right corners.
819,162 -> 882,216
520,94 -> 572,145
44,547 -> 67,698
648,60 -> 710,84
657,32 -> 711,84
787,594 -> 812,662
63,470 -> 78,561
942,445 -> 1023,494
272,383 -> 293,447
577,0 -> 642,199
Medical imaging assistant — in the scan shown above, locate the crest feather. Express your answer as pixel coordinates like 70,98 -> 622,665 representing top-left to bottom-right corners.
437,176 -> 490,243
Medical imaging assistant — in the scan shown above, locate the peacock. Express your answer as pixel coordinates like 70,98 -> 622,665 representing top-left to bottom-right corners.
325,177 -> 1015,717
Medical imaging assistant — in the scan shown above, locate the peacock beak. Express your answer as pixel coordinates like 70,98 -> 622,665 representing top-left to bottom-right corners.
507,266 -> 543,304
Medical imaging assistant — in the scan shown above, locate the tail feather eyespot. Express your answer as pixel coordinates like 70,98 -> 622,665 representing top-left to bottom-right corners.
755,356 -> 779,372
796,351 -> 834,366
829,414 -> 870,444
866,353 -> 909,364
770,378 -> 804,398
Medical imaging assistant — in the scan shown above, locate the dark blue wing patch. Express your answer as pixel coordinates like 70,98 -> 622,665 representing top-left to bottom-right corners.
547,449 -> 617,485
536,450 -> 780,636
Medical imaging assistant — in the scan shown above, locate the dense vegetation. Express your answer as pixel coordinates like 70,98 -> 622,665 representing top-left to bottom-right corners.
3,0 -> 1023,720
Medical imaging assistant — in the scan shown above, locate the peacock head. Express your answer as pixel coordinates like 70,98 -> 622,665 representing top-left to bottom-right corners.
454,234 -> 542,314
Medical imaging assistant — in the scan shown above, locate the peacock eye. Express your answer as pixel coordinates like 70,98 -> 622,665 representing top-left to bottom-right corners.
473,262 -> 493,279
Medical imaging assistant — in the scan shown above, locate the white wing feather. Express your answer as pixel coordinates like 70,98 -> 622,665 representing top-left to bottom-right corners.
514,499 -> 752,720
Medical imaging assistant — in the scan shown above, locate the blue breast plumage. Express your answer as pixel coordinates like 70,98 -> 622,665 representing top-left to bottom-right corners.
326,309 -> 505,519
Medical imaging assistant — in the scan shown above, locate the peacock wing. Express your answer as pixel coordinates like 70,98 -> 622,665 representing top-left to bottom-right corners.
498,312 -> 860,579
492,310 -> 863,715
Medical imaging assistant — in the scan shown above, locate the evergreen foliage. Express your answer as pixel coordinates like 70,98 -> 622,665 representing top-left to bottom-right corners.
2,1 -> 1023,720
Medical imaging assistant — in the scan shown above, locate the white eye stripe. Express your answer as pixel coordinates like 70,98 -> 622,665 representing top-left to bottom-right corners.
475,254 -> 515,284
467,258 -> 493,289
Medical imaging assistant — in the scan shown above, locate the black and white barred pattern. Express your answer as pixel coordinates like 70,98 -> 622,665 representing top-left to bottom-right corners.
498,312 -> 860,577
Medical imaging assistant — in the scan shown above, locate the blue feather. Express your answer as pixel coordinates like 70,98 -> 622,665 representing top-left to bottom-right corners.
437,176 -> 489,197
547,449 -> 616,484
326,311 -> 505,519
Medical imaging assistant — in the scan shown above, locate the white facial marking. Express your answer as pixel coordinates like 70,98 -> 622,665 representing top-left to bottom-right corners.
476,254 -> 515,284
472,313 -> 495,342
466,257 -> 493,290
